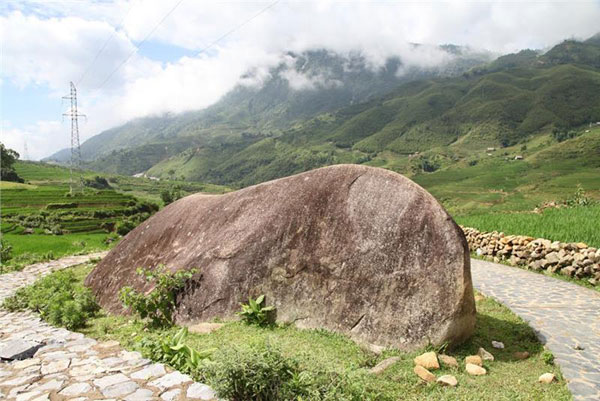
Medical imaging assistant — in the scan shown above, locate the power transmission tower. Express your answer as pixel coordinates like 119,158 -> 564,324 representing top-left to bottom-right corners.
63,82 -> 86,194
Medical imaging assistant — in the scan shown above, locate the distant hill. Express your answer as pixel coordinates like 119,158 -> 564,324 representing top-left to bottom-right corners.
45,36 -> 600,195
46,45 -> 491,169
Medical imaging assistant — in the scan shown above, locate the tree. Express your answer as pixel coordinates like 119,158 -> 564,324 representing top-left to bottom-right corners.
0,143 -> 24,183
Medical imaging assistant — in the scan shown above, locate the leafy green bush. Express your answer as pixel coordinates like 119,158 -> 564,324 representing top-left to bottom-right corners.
120,265 -> 196,327
115,219 -> 136,235
138,328 -> 214,376
0,238 -> 13,264
2,269 -> 99,329
564,185 -> 593,207
238,295 -> 275,326
207,343 -> 304,401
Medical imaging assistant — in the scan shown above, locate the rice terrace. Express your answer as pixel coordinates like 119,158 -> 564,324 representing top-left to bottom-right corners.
1,1 -> 599,400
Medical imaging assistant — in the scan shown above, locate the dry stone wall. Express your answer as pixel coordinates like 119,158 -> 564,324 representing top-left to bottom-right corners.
462,227 -> 600,286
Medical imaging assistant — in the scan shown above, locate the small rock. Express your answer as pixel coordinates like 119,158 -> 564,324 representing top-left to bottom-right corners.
102,381 -> 139,398
131,363 -> 166,380
413,365 -> 436,383
478,347 -> 494,361
186,383 -> 217,400
538,373 -> 555,383
13,358 -> 41,370
465,363 -> 486,376
464,355 -> 483,367
149,371 -> 192,390
576,242 -> 588,249
58,382 -> 92,396
438,354 -> 458,368
125,388 -> 155,401
437,375 -> 458,387
491,341 -> 504,349
160,389 -> 181,401
41,359 -> 70,375
513,351 -> 530,360
574,343 -> 584,350
413,351 -> 439,370
369,357 -> 400,375
93,373 -> 129,389
0,340 -> 43,360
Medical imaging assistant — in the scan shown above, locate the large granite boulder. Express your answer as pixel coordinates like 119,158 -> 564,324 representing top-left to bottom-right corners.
86,164 -> 475,350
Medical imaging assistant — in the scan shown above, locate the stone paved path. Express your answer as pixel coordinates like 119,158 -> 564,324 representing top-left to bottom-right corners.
472,258 -> 600,401
0,253 -> 218,401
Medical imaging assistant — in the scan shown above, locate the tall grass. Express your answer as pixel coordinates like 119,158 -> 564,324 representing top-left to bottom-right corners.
455,204 -> 600,248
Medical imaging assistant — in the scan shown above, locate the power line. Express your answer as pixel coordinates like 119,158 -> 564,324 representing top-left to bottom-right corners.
77,2 -> 135,87
94,0 -> 280,93
94,0 -> 187,92
194,0 -> 280,57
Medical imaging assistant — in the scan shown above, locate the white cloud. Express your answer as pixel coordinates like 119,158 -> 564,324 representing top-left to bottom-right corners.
1,0 -> 600,159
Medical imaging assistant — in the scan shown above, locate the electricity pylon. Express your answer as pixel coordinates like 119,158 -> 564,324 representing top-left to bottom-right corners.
63,82 -> 86,194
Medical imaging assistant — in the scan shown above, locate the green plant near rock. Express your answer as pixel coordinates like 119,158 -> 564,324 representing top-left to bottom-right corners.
0,238 -> 13,269
2,269 -> 99,329
238,294 -> 275,327
138,327 -> 214,376
206,342 -> 304,401
119,265 -> 196,327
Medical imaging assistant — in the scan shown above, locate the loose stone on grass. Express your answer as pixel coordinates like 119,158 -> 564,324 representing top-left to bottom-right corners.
464,355 -> 483,367
413,351 -> 439,370
478,347 -> 494,361
465,363 -> 487,376
437,375 -> 458,387
438,354 -> 458,368
539,373 -> 556,384
413,365 -> 436,383
492,341 -> 505,349
369,356 -> 400,375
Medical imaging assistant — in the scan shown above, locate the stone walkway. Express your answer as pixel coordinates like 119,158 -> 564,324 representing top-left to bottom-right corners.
472,258 -> 600,401
0,254 -> 218,401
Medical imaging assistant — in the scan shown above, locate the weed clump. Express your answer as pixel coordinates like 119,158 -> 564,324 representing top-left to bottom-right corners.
2,269 -> 99,329
120,265 -> 196,327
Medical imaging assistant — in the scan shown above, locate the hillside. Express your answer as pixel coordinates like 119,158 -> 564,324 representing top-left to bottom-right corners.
0,161 -> 229,271
47,46 -> 491,169
45,36 -> 600,211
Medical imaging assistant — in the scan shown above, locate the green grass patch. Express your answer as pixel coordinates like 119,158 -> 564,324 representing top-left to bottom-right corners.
456,205 -> 600,248
44,263 -> 570,401
0,233 -> 111,272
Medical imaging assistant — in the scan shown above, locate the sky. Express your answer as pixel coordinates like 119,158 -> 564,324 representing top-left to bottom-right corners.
1,0 -> 600,160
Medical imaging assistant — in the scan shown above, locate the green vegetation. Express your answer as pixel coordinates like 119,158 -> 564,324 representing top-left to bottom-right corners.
138,328 -> 214,376
1,161 -> 229,272
120,266 -> 196,327
2,267 -> 99,329
0,143 -> 24,183
19,264 -> 562,401
237,295 -> 276,327
457,204 -> 600,248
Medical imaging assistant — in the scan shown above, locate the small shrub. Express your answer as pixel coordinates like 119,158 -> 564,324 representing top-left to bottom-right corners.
238,294 -> 275,326
120,265 -> 196,327
207,343 -> 302,401
564,185 -> 593,208
2,269 -> 99,329
542,350 -> 554,365
138,328 -> 214,376
115,220 -> 136,235
0,238 -> 13,265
